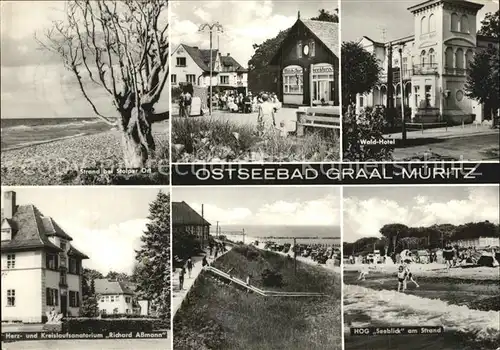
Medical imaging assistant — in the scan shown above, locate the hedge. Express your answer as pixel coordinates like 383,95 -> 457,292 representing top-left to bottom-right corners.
62,318 -> 169,333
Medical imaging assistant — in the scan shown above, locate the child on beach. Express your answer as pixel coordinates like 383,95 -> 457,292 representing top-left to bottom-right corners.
404,263 -> 420,288
397,265 -> 407,292
358,265 -> 369,281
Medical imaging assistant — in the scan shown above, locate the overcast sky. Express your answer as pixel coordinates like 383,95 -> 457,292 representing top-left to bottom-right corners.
1,187 -> 166,275
341,0 -> 498,42
343,186 -> 499,242
171,0 -> 338,68
172,186 -> 341,227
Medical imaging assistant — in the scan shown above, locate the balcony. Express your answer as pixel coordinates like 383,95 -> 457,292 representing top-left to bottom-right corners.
413,63 -> 439,75
444,67 -> 468,76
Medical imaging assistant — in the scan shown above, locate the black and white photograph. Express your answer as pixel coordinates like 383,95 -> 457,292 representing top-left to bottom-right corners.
1,187 -> 170,349
341,0 -> 499,162
343,185 -> 500,350
1,1 -> 170,185
170,0 -> 340,163
171,186 -> 341,349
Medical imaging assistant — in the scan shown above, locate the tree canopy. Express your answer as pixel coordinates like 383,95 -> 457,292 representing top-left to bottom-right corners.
465,45 -> 499,123
310,9 -> 339,23
341,41 -> 381,107
477,10 -> 499,38
135,191 -> 170,320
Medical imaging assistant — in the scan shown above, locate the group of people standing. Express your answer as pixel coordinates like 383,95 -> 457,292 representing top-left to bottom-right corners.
178,84 -> 193,118
211,90 -> 281,115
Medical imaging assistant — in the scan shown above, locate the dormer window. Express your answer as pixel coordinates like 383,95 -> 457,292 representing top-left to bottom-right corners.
1,228 -> 12,241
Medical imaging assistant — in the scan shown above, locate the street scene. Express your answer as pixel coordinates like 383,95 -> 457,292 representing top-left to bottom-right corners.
341,0 -> 499,161
170,0 -> 340,162
1,187 -> 170,349
343,186 -> 500,350
172,186 -> 341,349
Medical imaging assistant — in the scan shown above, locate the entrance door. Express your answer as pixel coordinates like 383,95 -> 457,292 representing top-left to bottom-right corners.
61,295 -> 67,316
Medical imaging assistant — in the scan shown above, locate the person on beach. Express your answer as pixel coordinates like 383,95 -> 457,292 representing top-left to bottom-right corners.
202,256 -> 209,267
403,263 -> 420,288
179,266 -> 186,290
257,94 -> 276,136
186,257 -> 193,278
443,245 -> 454,271
397,265 -> 407,292
358,265 -> 369,281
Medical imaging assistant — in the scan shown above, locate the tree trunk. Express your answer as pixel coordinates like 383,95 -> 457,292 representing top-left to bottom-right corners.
121,107 -> 156,168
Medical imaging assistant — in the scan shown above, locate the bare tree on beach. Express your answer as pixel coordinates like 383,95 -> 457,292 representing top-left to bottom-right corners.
37,0 -> 169,167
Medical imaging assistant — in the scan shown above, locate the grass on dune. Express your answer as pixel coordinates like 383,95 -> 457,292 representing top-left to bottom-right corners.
173,245 -> 342,350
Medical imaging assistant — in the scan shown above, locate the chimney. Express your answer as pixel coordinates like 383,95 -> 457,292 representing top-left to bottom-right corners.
201,204 -> 204,218
227,53 -> 230,56
298,11 -> 300,19
4,191 -> 16,219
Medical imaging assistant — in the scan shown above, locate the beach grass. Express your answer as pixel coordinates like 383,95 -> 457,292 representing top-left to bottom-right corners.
173,245 -> 342,350
1,122 -> 169,185
171,118 -> 340,162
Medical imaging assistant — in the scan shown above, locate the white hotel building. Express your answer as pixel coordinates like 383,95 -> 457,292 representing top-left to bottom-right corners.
355,0 -> 498,124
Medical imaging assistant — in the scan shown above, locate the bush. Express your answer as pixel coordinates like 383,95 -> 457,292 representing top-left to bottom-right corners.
343,105 -> 394,161
62,318 -> 157,333
261,268 -> 284,288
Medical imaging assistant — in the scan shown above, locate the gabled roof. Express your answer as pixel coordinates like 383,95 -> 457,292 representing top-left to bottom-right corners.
172,201 -> 211,226
1,206 -> 63,253
68,245 -> 89,259
269,19 -> 339,65
181,44 -> 219,72
362,36 -> 385,46
41,216 -> 73,241
220,55 -> 247,72
94,279 -> 135,296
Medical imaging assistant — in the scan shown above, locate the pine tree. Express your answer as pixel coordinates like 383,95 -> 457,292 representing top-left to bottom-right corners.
135,191 -> 171,320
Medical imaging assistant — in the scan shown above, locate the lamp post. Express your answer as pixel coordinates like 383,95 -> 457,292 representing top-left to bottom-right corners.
398,45 -> 407,143
199,22 -> 224,116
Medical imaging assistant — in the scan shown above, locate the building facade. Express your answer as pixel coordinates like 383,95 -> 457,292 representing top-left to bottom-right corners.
453,236 -> 500,248
172,201 -> 211,249
94,279 -> 139,315
355,0 -> 498,124
1,191 -> 88,323
270,15 -> 339,107
171,44 -> 248,93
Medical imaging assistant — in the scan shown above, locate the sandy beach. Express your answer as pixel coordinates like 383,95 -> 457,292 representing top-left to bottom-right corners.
1,121 -> 169,185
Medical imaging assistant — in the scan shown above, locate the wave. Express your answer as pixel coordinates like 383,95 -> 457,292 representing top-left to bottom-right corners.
2,119 -> 108,132
344,284 -> 499,342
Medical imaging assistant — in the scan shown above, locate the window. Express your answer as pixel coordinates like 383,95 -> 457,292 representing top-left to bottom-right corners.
359,96 -> 364,107
455,48 -> 464,69
7,254 -> 15,269
60,271 -> 67,285
460,15 -> 469,33
445,47 -> 454,68
466,50 -> 474,69
297,40 -> 302,58
46,288 -> 59,306
176,57 -> 186,67
310,40 -> 316,57
125,297 -> 131,303
113,308 -> 119,314
101,309 -> 107,315
171,74 -> 177,84
428,48 -> 435,65
7,290 -> 15,307
60,255 -> 67,268
425,85 -> 432,107
220,76 -> 229,84
402,57 -> 408,75
46,253 -> 58,270
126,309 -> 131,314
420,50 -> 426,65
429,14 -> 435,32
69,258 -> 80,275
186,74 -> 196,84
60,242 -> 66,251
69,291 -> 80,307
110,295 -> 115,302
421,16 -> 427,34
456,90 -> 464,102
100,297 -> 105,302
283,66 -> 303,95
451,13 -> 459,31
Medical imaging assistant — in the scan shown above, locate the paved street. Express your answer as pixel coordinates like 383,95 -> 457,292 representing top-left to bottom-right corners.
393,133 -> 499,161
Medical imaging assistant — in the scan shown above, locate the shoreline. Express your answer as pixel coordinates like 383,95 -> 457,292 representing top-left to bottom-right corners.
1,132 -> 92,152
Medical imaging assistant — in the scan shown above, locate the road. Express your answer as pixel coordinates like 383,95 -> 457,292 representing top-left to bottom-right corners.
393,133 -> 499,161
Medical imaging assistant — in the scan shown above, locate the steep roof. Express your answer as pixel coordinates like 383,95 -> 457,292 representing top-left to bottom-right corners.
182,44 -> 219,72
220,55 -> 247,72
172,201 -> 211,226
94,279 -> 135,295
41,216 -> 73,241
68,245 -> 89,259
1,206 -> 63,253
301,19 -> 339,57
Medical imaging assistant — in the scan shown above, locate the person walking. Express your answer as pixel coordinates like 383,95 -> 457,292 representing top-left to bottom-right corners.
179,266 -> 186,290
186,258 -> 193,278
256,94 -> 276,136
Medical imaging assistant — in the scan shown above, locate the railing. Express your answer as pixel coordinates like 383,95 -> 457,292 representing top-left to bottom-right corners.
413,63 -> 439,75
205,266 -> 327,297
444,67 -> 468,76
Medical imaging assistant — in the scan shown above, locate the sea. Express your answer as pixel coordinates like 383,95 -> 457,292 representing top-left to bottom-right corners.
1,117 -> 115,151
215,224 -> 341,246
